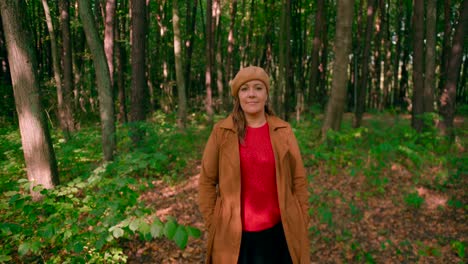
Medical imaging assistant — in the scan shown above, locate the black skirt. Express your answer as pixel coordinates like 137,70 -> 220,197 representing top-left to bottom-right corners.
238,222 -> 293,264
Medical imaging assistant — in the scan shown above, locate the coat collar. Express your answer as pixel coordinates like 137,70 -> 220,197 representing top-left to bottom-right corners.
218,114 -> 288,132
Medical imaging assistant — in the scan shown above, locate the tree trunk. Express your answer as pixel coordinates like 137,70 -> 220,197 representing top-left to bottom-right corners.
115,1 -> 128,123
130,0 -> 148,144
322,0 -> 354,136
424,0 -> 436,113
58,0 -> 76,135
77,0 -> 116,161
172,0 -> 187,128
185,0 -> 197,101
392,0 -> 403,109
276,0 -> 290,119
438,0 -> 452,94
438,0 -> 468,138
226,0 -> 237,86
412,0 -> 425,132
214,0 -> 225,111
308,0 -> 325,106
205,0 -> 214,120
0,0 -> 59,199
42,0 -> 72,140
104,0 -> 116,85
354,0 -> 377,128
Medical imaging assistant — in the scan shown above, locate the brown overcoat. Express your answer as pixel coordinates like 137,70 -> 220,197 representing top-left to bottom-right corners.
198,114 -> 310,264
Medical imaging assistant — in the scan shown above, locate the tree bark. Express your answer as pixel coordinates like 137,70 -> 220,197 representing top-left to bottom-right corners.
354,0 -> 377,128
205,0 -> 214,120
439,0 -> 468,138
130,0 -> 148,143
172,0 -> 187,128
42,0 -> 72,140
424,0 -> 437,113
115,1 -> 128,123
308,0 -> 325,106
438,0 -> 452,94
58,0 -> 76,134
0,0 -> 59,199
322,0 -> 354,136
78,0 -> 116,161
411,0 -> 425,132
104,0 -> 116,85
185,0 -> 198,101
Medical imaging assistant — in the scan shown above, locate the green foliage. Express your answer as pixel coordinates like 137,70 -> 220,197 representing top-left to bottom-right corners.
0,113 -> 207,262
404,192 -> 425,209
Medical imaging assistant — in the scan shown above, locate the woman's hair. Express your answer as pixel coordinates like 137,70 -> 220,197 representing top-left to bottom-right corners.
232,98 -> 275,141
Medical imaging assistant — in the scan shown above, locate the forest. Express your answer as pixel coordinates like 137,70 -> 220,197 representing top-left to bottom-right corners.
0,0 -> 466,263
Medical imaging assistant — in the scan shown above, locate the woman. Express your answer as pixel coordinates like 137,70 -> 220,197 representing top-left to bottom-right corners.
198,66 -> 310,264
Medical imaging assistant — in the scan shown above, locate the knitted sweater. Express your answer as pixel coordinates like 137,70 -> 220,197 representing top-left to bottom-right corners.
239,123 -> 281,231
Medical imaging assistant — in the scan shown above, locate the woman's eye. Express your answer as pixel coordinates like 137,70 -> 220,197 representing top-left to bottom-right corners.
240,87 -> 248,91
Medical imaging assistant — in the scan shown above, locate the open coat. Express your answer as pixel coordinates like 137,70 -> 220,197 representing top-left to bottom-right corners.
198,114 -> 310,264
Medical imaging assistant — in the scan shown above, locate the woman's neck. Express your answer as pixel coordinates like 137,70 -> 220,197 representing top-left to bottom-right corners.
245,113 -> 266,128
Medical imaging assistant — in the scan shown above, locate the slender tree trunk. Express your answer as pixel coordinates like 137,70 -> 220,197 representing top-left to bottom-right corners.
172,0 -> 187,128
424,0 -> 437,113
438,0 -> 452,94
380,0 -> 392,109
412,0 -> 425,132
322,0 -> 354,136
42,0 -> 71,140
354,0 -> 377,128
115,1 -> 128,123
226,0 -> 237,86
130,0 -> 148,144
276,0 -> 290,119
185,0 -> 197,101
205,0 -> 214,120
214,0 -> 225,111
439,0 -> 468,138
78,0 -> 116,161
104,0 -> 116,85
392,0 -> 403,108
58,0 -> 76,134
1,0 -> 59,199
308,0 -> 324,106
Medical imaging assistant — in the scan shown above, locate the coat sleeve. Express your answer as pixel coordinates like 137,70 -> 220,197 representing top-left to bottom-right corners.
198,126 -> 220,230
288,127 -> 310,225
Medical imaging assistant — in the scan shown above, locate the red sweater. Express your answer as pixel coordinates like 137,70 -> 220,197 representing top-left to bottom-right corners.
239,123 -> 281,231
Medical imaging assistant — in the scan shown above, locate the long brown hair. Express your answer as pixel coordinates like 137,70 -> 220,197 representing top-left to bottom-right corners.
232,98 -> 275,141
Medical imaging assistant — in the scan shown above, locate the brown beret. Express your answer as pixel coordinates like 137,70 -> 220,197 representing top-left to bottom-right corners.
230,66 -> 270,97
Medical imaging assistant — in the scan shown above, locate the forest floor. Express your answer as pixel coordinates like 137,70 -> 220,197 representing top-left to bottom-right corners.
122,115 -> 467,263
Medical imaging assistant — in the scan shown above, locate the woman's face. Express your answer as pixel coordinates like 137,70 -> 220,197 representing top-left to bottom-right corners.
238,80 -> 268,118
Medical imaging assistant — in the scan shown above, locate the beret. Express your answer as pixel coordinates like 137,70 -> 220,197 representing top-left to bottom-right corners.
230,66 -> 270,97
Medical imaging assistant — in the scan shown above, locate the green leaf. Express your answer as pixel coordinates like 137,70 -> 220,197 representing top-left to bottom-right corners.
173,225 -> 188,249
164,220 -> 178,239
186,226 -> 201,238
129,219 -> 140,232
150,220 -> 163,238
0,255 -> 12,262
73,242 -> 84,253
112,227 -> 124,238
18,242 -> 30,256
138,221 -> 151,235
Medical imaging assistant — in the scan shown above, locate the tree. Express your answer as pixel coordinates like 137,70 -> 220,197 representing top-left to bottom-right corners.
321,0 -> 354,136
129,0 -> 148,144
172,0 -> 187,128
411,0 -> 425,132
424,0 -> 437,113
439,0 -> 468,138
0,0 -> 59,199
205,0 -> 214,120
104,0 -> 116,85
354,0 -> 377,128
58,0 -> 76,135
308,0 -> 325,106
78,0 -> 116,161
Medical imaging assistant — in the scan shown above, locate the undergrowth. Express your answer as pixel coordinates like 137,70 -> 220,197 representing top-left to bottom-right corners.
0,112 -> 208,263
